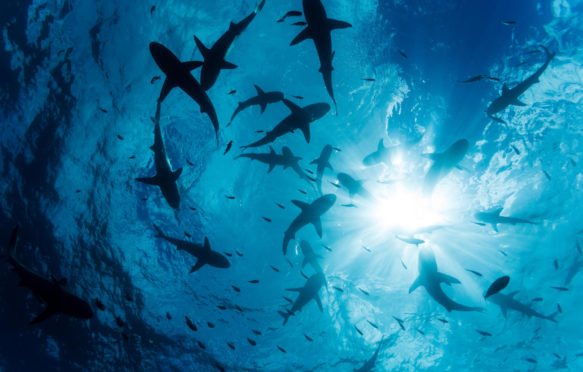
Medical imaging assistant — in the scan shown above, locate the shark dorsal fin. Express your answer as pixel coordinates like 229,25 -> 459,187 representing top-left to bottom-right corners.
203,237 -> 211,251
292,200 -> 310,210
377,138 -> 385,151
254,85 -> 265,96
493,207 -> 503,216
502,84 -> 510,94
269,146 -> 276,154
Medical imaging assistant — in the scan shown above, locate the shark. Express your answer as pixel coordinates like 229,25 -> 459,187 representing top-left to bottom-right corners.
282,194 -> 336,255
423,139 -> 469,194
354,337 -> 385,372
563,240 -> 583,285
395,235 -> 425,246
337,172 -> 373,200
363,139 -> 392,166
228,85 -> 284,126
136,103 -> 183,210
474,208 -> 537,232
193,0 -> 266,91
299,240 -> 323,273
487,46 -> 555,122
149,42 -> 219,144
290,0 -> 352,112
4,227 -> 93,324
153,225 -> 230,273
242,99 -> 329,148
409,247 -> 482,312
310,144 -> 334,193
236,146 -> 315,184
488,291 -> 557,322
278,272 -> 326,325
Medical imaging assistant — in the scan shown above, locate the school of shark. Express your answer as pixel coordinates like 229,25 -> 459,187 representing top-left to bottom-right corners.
1,0 -> 583,371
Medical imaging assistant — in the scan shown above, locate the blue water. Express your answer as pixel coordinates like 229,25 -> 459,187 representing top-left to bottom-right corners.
1,0 -> 583,370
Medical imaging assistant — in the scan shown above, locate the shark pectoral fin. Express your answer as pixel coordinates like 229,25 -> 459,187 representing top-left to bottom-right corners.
221,60 -> 238,69
30,306 -> 57,325
436,272 -> 461,285
136,176 -> 160,186
291,200 -> 310,210
325,161 -> 333,170
511,98 -> 527,106
282,98 -> 302,114
260,102 -> 267,114
193,35 -> 210,59
254,85 -> 265,96
491,223 -> 499,233
286,287 -> 303,292
182,61 -> 203,71
159,79 -> 177,103
502,84 -> 509,94
409,276 -> 423,293
310,158 -> 318,165
314,295 -> 323,312
300,125 -> 311,143
190,260 -> 206,273
290,27 -> 312,46
267,163 -> 275,173
171,168 -> 183,181
312,218 -> 323,237
327,18 -> 352,31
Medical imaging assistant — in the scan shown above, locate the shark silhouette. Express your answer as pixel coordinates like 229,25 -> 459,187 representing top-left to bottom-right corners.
278,272 -> 326,325
236,146 -> 315,184
363,139 -> 392,166
228,85 -> 284,126
488,291 -> 557,322
474,208 -> 537,232
310,144 -> 334,194
423,139 -> 469,194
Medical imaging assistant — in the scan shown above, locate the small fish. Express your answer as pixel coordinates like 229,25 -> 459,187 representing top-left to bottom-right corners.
417,328 -> 425,336
224,141 -> 233,155
398,49 -> 408,59
262,217 -> 272,222
354,325 -> 363,336
362,78 -> 376,82
485,276 -> 510,298
129,155 -> 136,159
526,49 -> 542,55
75,189 -> 81,193
551,286 -> 568,292
247,338 -> 256,346
304,168 -> 314,175
248,279 -> 260,284
576,352 -> 583,358
232,285 -> 241,292
515,61 -> 528,67
115,316 -> 125,327
332,147 -> 342,152
524,358 -> 537,364
256,130 -> 265,133
553,353 -> 562,359
304,334 -> 313,342
252,329 -> 262,335
217,305 -> 227,310
459,75 -> 485,83
227,342 -> 236,350
283,296 -> 293,304
270,265 -> 280,273
150,5 -> 156,14
333,286 -> 344,293
466,269 -> 483,277
359,288 -> 370,296
275,203 -> 285,209
511,145 -> 521,155
197,341 -> 206,349
292,95 -> 304,100
235,305 -> 243,312
367,320 -> 379,329
166,312 -> 172,320
300,270 -> 309,279
286,258 -> 293,267
236,250 -> 244,257
292,21 -> 307,26
185,316 -> 197,331
141,197 -> 148,201
297,189 -> 307,195
501,20 -> 516,25
473,222 -> 486,226
276,10 -> 302,23
557,303 -> 563,313
94,299 -> 106,311
187,160 -> 195,166
554,259 -> 559,270
184,232 -> 192,238
485,76 -> 501,82
224,252 -> 233,257
476,329 -> 492,337
401,259 -> 407,270
117,135 -> 124,140
322,245 -> 333,252
543,170 -> 551,180
362,246 -> 372,253
277,345 -> 287,353
98,106 -> 108,113
498,250 -> 508,257
393,316 -> 405,331
150,76 -> 161,84
225,195 -> 236,200
207,321 -> 215,328
124,293 -> 133,302
329,181 -> 341,188
437,318 -> 448,324
341,203 -> 358,208
531,297 -> 543,302
227,90 -> 237,95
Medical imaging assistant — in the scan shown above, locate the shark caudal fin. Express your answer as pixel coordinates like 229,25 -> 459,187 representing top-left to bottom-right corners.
278,309 -> 293,325
283,231 -> 293,255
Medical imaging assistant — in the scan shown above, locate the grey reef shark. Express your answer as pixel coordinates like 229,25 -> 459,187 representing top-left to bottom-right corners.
153,225 -> 230,273
242,98 -> 330,149
290,0 -> 352,112
363,139 -> 393,166
193,0 -> 266,91
4,227 -> 94,324
409,247 -> 482,312
423,139 -> 469,194
278,272 -> 326,325
488,291 -> 557,322
354,337 -> 385,372
282,194 -> 336,255
474,207 -> 537,232
299,240 -> 323,273
487,45 -> 555,123
337,172 -> 373,200
310,144 -> 334,193
136,103 -> 183,210
228,85 -> 284,126
235,146 -> 315,184
149,42 -> 219,144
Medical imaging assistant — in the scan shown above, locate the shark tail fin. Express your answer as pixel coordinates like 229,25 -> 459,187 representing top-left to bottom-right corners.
255,0 -> 266,13
546,311 -> 559,323
282,231 -> 293,255
278,310 -> 293,325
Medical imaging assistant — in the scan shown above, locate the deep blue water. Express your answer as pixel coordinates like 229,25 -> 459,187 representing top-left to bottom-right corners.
1,0 -> 583,370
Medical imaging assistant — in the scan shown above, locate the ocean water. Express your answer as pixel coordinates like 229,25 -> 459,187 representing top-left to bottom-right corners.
1,0 -> 583,370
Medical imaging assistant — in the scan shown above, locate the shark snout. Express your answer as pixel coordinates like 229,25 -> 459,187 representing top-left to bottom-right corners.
307,103 -> 331,121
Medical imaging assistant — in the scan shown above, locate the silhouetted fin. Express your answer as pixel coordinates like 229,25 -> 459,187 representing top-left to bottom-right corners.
171,168 -> 183,181
436,273 -> 461,285
292,200 -> 310,210
314,295 -> 323,312
190,260 -> 206,273
282,98 -> 302,114
511,98 -> 527,106
286,287 -> 303,292
290,27 -> 312,45
136,176 -> 160,186
327,19 -> 352,30
159,79 -> 177,102
30,306 -> 57,325
182,61 -> 203,70
254,85 -> 265,95
409,276 -> 423,293
313,218 -> 322,237
221,61 -> 237,69
193,35 -> 210,58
